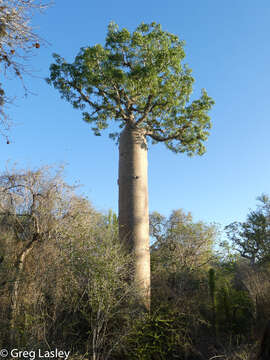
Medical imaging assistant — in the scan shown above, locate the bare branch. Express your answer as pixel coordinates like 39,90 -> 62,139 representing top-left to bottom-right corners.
0,0 -> 52,136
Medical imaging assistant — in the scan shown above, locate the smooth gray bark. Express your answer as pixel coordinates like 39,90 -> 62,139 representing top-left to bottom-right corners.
118,124 -> 150,310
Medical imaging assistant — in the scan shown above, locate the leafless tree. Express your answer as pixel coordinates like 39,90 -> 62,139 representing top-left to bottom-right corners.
0,0 -> 51,139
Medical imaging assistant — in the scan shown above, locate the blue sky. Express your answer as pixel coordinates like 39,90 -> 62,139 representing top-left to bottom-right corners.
2,0 -> 270,234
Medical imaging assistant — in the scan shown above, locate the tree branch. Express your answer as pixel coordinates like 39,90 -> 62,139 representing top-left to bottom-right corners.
111,83 -> 130,123
147,124 -> 189,142
135,94 -> 154,126
69,82 -> 102,112
147,131 -> 181,142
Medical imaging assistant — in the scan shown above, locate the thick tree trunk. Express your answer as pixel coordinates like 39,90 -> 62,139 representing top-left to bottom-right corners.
118,124 -> 150,311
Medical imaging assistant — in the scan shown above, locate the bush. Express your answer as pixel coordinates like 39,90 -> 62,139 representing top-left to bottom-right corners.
123,308 -> 203,360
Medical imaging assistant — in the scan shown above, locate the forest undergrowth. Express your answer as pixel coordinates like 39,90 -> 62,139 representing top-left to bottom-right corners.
0,166 -> 269,360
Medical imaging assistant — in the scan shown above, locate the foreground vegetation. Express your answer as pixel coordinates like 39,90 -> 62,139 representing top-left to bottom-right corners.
0,166 -> 269,359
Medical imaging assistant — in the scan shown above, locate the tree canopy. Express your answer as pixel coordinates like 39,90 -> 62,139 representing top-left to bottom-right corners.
48,22 -> 214,155
225,194 -> 270,265
150,209 -> 216,271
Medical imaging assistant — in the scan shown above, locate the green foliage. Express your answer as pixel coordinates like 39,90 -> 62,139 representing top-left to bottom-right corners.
48,21 -> 214,155
225,194 -> 270,265
125,310 -> 194,360
211,262 -> 254,339
150,209 -> 216,272
216,284 -> 253,337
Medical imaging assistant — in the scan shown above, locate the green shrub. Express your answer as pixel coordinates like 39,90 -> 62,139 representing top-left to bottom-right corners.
124,310 -> 197,360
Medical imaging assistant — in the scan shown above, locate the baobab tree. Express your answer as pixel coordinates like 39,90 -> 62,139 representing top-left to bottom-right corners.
47,22 -> 214,310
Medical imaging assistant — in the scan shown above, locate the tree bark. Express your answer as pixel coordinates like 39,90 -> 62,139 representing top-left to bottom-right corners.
118,124 -> 150,311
